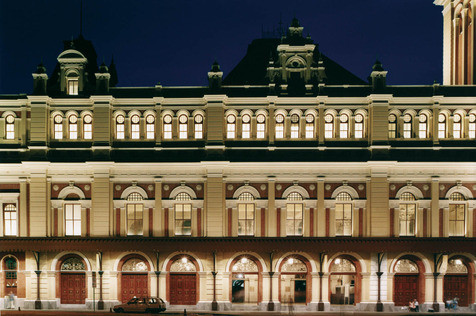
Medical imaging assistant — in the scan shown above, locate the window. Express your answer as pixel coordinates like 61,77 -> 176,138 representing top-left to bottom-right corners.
399,192 -> 416,236
305,114 -> 314,138
257,114 -> 266,139
83,114 -> 92,139
418,114 -> 427,139
354,114 -> 364,139
388,114 -> 397,138
286,192 -> 303,236
131,114 -> 140,139
290,114 -> 300,139
54,115 -> 63,139
324,114 -> 334,138
163,114 -> 172,139
67,77 -> 79,95
275,114 -> 284,139
146,115 -> 155,139
227,114 -> 236,139
5,115 -> 15,139
449,192 -> 465,236
242,114 -> 251,139
238,192 -> 255,236
116,114 -> 125,139
403,114 -> 412,138
339,114 -> 349,138
335,192 -> 352,236
453,114 -> 462,138
438,114 -> 446,138
68,114 -> 78,139
126,193 -> 143,235
469,114 -> 476,138
3,204 -> 17,236
175,192 -> 192,235
194,114 -> 203,139
64,204 -> 81,236
179,114 -> 188,139
4,258 -> 17,295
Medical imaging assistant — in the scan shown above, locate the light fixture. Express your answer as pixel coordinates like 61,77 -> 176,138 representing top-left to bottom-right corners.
181,257 -> 188,264
455,259 -> 462,265
335,258 -> 341,265
287,258 -> 294,265
241,257 -> 248,264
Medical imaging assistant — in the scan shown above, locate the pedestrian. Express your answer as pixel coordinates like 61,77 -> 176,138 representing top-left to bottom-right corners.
414,298 -> 419,312
8,291 -> 15,309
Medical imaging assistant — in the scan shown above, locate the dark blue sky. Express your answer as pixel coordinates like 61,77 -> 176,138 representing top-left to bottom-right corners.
0,0 -> 443,94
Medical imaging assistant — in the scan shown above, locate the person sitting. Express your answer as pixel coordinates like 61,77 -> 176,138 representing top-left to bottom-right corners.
409,300 -> 417,312
413,299 -> 419,312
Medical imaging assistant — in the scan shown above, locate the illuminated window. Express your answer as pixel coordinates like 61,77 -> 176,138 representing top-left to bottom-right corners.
227,114 -> 236,139
339,114 -> 349,138
127,193 -> 143,235
469,114 -> 476,138
5,115 -> 15,140
286,192 -> 303,236
305,114 -> 314,138
116,114 -> 125,139
64,204 -> 81,236
68,114 -> 78,139
335,192 -> 352,236
131,114 -> 140,139
54,115 -> 63,139
453,114 -> 462,138
354,114 -> 364,139
4,257 -> 17,294
67,76 -> 79,95
175,193 -> 192,236
3,204 -> 17,236
194,114 -> 203,139
257,114 -> 266,139
179,114 -> 188,139
146,115 -> 155,139
388,114 -> 397,138
325,114 -> 334,138
399,192 -> 416,236
403,114 -> 412,138
438,114 -> 446,138
238,192 -> 254,236
449,192 -> 465,237
242,114 -> 251,139
163,114 -> 172,139
290,114 -> 300,139
83,114 -> 92,139
275,114 -> 284,139
418,114 -> 427,138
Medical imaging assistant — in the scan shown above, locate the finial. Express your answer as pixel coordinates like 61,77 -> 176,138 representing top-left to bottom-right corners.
372,59 -> 384,71
210,60 -> 220,72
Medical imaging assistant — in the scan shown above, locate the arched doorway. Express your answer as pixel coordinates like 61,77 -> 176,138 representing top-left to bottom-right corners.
393,256 -> 425,307
167,255 -> 199,305
59,256 -> 87,304
230,255 -> 261,304
279,256 -> 311,304
3,256 -> 18,296
329,256 -> 361,305
444,257 -> 473,307
119,256 -> 150,303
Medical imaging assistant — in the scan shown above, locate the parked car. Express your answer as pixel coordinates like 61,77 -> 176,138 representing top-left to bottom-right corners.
113,297 -> 166,313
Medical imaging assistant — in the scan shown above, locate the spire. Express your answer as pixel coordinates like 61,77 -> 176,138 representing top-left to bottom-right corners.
372,59 -> 384,72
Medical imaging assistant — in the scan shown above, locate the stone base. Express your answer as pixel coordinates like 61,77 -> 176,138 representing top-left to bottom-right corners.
1,297 -> 25,310
23,300 -> 58,310
470,303 -> 476,311
359,302 -> 395,312
164,300 -> 210,311
85,299 -> 119,310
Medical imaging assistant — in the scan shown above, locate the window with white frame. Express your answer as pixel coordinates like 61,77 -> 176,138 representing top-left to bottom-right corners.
83,114 -> 92,139
226,114 -> 236,139
335,192 -> 352,236
67,76 -> 79,95
388,114 -> 397,138
290,114 -> 300,139
339,114 -> 349,138
305,114 -> 314,138
146,115 -> 155,139
438,114 -> 446,138
354,114 -> 364,139
68,114 -> 78,139
5,115 -> 15,140
64,204 -> 81,236
286,192 -> 303,236
175,192 -> 192,236
116,114 -> 125,139
179,114 -> 188,139
54,115 -> 63,139
242,114 -> 251,139
126,192 -> 143,235
275,114 -> 284,139
418,114 -> 428,139
238,192 -> 255,236
163,114 -> 172,139
469,114 -> 476,138
453,114 -> 462,138
449,192 -> 465,237
194,114 -> 203,139
131,114 -> 140,139
399,192 -> 416,236
403,114 -> 412,138
325,114 -> 334,138
257,114 -> 266,139
3,204 -> 17,236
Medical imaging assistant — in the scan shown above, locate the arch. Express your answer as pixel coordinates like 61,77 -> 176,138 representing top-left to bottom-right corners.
239,109 -> 254,118
227,253 -> 264,304
52,251 -> 92,271
388,109 -> 402,117
0,254 -> 20,268
232,185 -> 261,199
327,254 -> 363,305
285,55 -> 307,69
324,109 -> 338,117
331,185 -> 359,200
282,185 -> 310,200
276,253 -> 315,272
114,252 -> 154,272
120,185 -> 148,200
50,111 -> 64,119
57,185 -> 86,200
169,185 -> 197,200
127,110 -> 142,119
326,252 -> 367,273
191,109 -> 205,119
224,109 -> 239,118
162,252 -> 203,272
112,110 -> 126,119
395,185 -> 424,200
1,111 -> 17,119
338,109 -> 353,118
58,49 -> 86,60
391,254 -> 427,306
176,109 -> 191,119
303,109 -> 317,118
160,110 -> 174,119
445,185 -> 473,200
402,109 -> 417,118
389,253 -> 431,274
444,254 -> 475,307
255,109 -> 269,118
79,110 -> 93,119
274,108 -> 288,117
225,252 -> 267,273
288,108 -> 303,117
354,108 -> 368,117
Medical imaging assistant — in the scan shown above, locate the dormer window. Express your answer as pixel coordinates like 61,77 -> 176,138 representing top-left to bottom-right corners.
67,73 -> 79,95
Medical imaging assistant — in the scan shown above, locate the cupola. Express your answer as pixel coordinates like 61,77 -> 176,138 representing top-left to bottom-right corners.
57,42 -> 88,95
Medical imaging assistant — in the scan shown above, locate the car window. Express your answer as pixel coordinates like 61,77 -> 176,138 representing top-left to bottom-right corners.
148,298 -> 157,304
138,299 -> 146,304
128,298 -> 138,304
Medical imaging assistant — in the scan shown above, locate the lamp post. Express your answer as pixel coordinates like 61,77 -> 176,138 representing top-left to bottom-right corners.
376,252 -> 384,312
97,251 -> 104,310
317,252 -> 326,311
267,252 -> 274,311
155,251 -> 161,300
432,253 -> 443,312
211,251 -> 218,311
33,251 -> 41,310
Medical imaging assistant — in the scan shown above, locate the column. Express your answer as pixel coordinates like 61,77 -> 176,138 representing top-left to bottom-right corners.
317,177 -> 325,236
91,163 -> 112,237
431,176 -> 440,237
267,177 -> 276,237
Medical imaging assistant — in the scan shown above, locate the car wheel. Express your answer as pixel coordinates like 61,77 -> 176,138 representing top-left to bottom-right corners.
115,308 -> 124,313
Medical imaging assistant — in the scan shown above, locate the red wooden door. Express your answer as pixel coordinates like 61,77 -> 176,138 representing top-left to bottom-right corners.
121,273 -> 148,303
444,275 -> 468,306
61,273 -> 86,304
394,275 -> 418,306
170,274 -> 197,305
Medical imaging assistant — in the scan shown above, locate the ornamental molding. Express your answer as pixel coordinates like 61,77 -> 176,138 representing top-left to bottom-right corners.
445,185 -> 473,199
395,185 -> 424,200
233,185 -> 261,199
121,185 -> 148,200
58,185 -> 86,200
282,185 -> 310,200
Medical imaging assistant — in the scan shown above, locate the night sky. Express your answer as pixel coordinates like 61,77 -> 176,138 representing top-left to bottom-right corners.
0,0 -> 443,94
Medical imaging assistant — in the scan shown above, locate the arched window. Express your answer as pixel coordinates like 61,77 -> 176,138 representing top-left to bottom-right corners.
116,114 -> 125,139
64,202 -> 81,236
399,192 -> 416,236
131,114 -> 140,139
175,192 -> 192,236
469,113 -> 476,138
163,114 -> 172,139
339,114 -> 349,138
418,114 -> 428,139
238,192 -> 255,236
146,115 -> 155,139
388,114 -> 397,138
403,114 -> 412,138
4,257 -> 18,295
178,114 -> 188,139
324,114 -> 334,138
83,114 -> 92,139
438,113 -> 447,138
275,114 -> 284,139
3,204 -> 17,236
54,114 -> 63,139
68,114 -> 78,139
227,114 -> 236,139
335,192 -> 352,236
242,114 -> 251,139
305,114 -> 314,139
127,192 -> 143,236
286,192 -> 303,236
5,115 -> 15,140
66,73 -> 79,95
194,114 -> 203,139
449,192 -> 465,236
354,114 -> 364,139
256,114 -> 266,139
290,114 -> 300,139
453,114 -> 462,138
